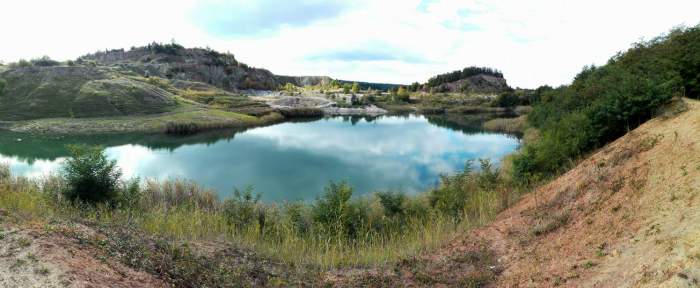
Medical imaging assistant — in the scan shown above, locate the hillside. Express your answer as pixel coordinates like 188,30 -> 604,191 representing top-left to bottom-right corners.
0,66 -> 177,121
421,67 -> 511,94
0,43 -> 401,126
80,44 -> 333,91
332,98 -> 700,287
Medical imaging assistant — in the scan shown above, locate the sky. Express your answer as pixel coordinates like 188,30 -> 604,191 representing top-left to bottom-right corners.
1,0 -> 699,88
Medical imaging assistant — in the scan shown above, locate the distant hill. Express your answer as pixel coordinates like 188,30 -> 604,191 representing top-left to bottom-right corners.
337,80 -> 401,91
0,43 -> 341,121
79,43 -> 331,91
421,66 -> 511,94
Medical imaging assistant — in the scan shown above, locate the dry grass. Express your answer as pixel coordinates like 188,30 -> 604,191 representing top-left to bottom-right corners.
482,115 -> 527,134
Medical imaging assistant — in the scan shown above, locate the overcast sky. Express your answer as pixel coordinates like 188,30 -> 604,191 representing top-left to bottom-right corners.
1,0 -> 699,88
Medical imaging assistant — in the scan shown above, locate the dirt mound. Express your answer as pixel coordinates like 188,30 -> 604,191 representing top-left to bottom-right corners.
0,221 -> 165,288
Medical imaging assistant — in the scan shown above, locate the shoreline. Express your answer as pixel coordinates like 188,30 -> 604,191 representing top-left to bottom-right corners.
0,105 -> 525,136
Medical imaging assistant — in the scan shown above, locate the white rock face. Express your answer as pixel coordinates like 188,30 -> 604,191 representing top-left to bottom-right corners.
322,105 -> 387,116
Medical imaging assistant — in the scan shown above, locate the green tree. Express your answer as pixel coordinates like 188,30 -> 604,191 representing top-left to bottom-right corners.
343,83 -> 352,94
396,86 -> 409,102
351,82 -> 360,93
493,92 -> 520,107
62,146 -> 122,204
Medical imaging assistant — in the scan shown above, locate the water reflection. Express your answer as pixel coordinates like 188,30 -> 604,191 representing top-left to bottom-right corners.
0,115 -> 519,201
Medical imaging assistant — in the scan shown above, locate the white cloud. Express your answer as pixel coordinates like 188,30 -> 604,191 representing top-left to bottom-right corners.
0,0 -> 698,88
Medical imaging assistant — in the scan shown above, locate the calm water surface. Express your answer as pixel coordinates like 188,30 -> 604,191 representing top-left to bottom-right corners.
0,115 -> 519,201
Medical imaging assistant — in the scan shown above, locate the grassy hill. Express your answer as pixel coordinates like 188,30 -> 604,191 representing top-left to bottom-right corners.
0,66 -> 178,121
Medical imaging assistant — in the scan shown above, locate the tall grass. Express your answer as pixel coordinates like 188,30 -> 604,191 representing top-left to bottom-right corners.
0,159 -> 523,270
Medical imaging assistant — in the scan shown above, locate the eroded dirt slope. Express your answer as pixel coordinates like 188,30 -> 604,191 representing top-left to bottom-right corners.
456,98 -> 700,287
331,98 -> 700,287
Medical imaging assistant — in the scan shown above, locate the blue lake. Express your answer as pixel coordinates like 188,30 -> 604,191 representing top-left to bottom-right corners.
0,115 -> 519,201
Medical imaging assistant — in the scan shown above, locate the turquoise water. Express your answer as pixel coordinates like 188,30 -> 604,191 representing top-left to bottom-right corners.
0,115 -> 519,201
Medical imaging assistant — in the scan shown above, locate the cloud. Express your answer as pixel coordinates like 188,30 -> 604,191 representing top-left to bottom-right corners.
1,0 -> 700,88
191,0 -> 351,37
305,45 -> 430,63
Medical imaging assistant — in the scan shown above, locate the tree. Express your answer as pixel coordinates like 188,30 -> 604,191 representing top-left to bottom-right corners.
31,56 -> 60,67
389,87 -> 398,95
494,92 -> 520,107
351,82 -> 360,93
426,66 -> 503,88
396,86 -> 409,102
62,145 -> 122,204
343,83 -> 352,94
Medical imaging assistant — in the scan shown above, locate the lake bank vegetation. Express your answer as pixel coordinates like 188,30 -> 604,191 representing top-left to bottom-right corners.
0,142 -> 528,285
512,25 -> 700,182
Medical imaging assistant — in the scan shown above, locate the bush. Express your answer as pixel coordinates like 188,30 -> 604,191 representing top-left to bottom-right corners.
312,181 -> 367,239
16,59 -> 32,67
376,191 -> 405,217
430,161 -> 475,219
31,56 -> 60,67
62,145 -> 122,204
223,186 -> 261,229
493,92 -> 520,108
0,78 -> 6,95
165,122 -> 200,135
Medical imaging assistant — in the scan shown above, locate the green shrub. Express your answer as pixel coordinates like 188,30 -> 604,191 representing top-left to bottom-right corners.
16,59 -> 32,67
31,56 -> 60,67
430,161 -> 474,219
118,178 -> 142,209
376,191 -> 406,217
165,122 -> 200,135
0,78 -> 6,95
312,181 -> 367,239
476,159 -> 500,190
282,202 -> 311,235
493,92 -> 520,108
62,145 -> 122,204
223,186 -> 261,229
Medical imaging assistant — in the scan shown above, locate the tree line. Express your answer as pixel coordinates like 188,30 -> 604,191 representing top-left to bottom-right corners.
512,25 -> 700,182
425,66 -> 504,88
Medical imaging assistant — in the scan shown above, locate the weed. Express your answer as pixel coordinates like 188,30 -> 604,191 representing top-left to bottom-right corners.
612,205 -> 622,212
17,237 -> 32,247
583,261 -> 596,269
637,133 -> 663,153
11,259 -> 27,269
596,244 -> 608,257
611,176 -> 625,193
26,252 -> 38,262
35,266 -> 50,275
531,212 -> 570,236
